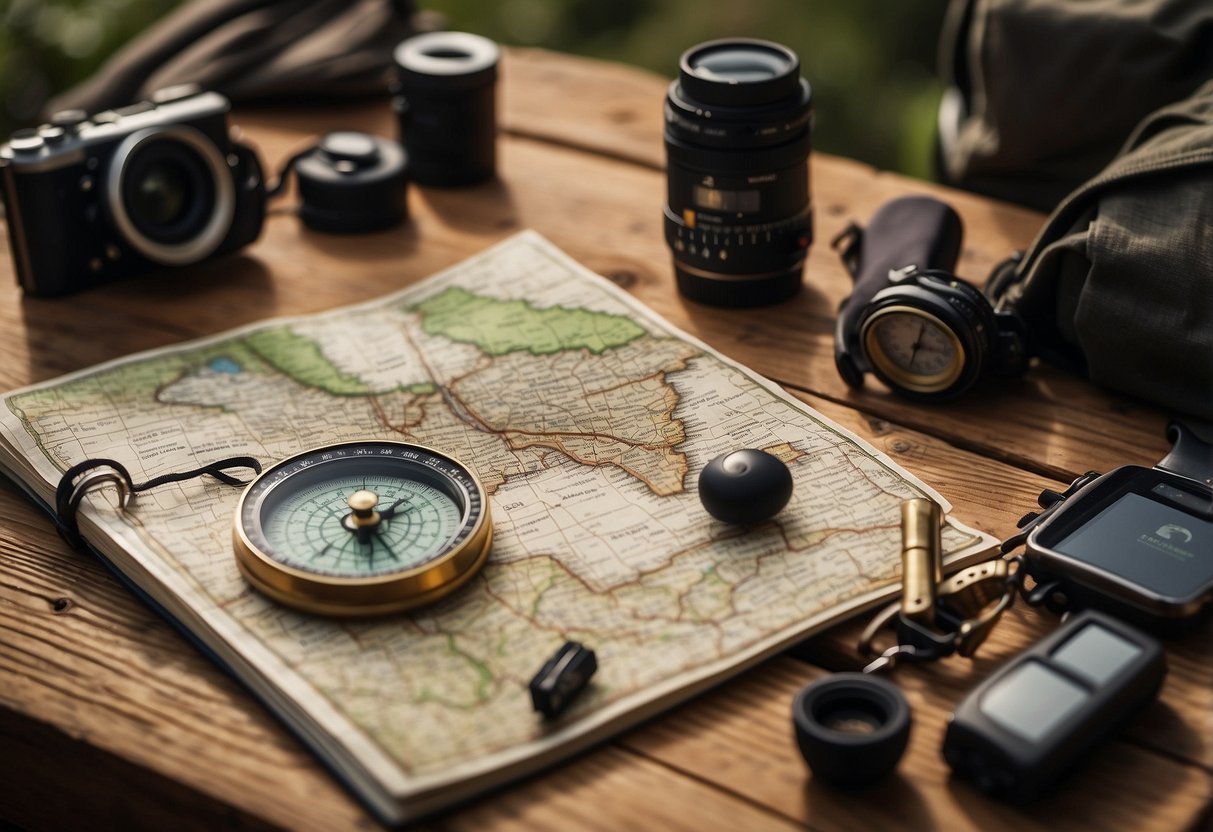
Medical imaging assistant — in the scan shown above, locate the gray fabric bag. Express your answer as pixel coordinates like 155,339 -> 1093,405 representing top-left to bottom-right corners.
938,0 -> 1213,211
988,80 -> 1213,419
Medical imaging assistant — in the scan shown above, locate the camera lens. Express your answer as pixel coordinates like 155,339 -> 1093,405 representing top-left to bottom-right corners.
108,126 -> 235,265
124,148 -> 214,243
792,673 -> 911,787
393,31 -> 499,186
664,39 -> 813,307
134,161 -> 189,227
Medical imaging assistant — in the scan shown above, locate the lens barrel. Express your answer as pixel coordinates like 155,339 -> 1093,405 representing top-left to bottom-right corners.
393,32 -> 499,187
664,39 -> 813,307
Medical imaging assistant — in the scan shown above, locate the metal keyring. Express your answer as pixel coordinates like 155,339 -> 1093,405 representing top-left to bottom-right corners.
67,468 -> 131,514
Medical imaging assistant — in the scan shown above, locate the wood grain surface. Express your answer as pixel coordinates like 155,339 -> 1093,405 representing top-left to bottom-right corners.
0,48 -> 1208,831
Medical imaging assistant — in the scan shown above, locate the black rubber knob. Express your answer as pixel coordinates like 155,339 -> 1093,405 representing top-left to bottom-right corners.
698,449 -> 793,524
792,672 -> 912,788
295,131 -> 408,233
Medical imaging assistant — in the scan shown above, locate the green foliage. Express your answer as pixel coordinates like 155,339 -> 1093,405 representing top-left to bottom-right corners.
0,0 -> 949,177
426,0 -> 951,178
0,0 -> 182,132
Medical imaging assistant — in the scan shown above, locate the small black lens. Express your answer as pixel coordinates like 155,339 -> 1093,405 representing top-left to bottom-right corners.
132,159 -> 190,227
664,39 -> 813,307
792,673 -> 911,788
121,138 -> 215,245
817,702 -> 886,735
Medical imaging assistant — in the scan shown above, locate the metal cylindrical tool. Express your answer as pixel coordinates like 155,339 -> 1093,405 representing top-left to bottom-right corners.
899,498 -> 942,623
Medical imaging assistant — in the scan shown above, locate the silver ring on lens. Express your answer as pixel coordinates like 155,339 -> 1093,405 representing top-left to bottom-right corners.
106,125 -> 235,266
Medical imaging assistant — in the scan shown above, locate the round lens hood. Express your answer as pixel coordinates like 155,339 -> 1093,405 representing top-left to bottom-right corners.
678,39 -> 801,107
107,125 -> 235,266
792,673 -> 912,788
393,31 -> 499,92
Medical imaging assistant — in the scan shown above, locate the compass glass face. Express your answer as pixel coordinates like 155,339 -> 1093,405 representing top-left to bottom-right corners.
869,311 -> 956,375
258,462 -> 464,577
862,306 -> 965,394
233,441 -> 492,615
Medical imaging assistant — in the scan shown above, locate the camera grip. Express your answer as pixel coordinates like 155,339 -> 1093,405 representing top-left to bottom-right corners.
834,196 -> 964,387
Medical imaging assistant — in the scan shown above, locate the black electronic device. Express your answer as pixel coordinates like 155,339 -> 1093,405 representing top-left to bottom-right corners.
942,609 -> 1165,802
529,641 -> 598,719
833,196 -> 1028,400
0,87 -> 265,296
392,31 -> 499,187
663,39 -> 814,307
697,448 -> 794,524
1017,463 -> 1213,630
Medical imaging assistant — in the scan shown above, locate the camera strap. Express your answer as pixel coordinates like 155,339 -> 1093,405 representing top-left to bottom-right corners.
54,456 -> 262,550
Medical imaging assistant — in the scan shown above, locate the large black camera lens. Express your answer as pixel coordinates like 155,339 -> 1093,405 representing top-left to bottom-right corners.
664,39 -> 814,307
108,126 -> 235,265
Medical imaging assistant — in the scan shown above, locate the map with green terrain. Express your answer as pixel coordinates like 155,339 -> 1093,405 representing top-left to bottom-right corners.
0,232 -> 994,822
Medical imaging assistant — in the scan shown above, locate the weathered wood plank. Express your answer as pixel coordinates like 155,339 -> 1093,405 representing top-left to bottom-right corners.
429,746 -> 803,832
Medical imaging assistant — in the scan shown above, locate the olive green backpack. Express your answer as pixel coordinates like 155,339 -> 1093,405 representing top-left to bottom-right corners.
986,81 -> 1213,419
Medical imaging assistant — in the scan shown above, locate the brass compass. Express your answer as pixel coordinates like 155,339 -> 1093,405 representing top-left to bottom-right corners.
232,440 -> 492,616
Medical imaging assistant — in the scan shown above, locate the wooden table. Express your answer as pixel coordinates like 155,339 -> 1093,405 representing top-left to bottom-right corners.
1,48 -> 1209,831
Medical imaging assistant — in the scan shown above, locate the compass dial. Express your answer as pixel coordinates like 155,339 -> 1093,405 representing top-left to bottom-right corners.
860,305 -> 966,395
233,441 -> 492,616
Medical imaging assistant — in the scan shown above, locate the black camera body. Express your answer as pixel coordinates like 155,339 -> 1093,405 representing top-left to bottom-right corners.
0,89 -> 265,296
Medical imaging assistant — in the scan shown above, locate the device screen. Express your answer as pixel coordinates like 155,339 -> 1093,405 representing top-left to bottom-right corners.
1055,491 -> 1213,599
979,661 -> 1088,743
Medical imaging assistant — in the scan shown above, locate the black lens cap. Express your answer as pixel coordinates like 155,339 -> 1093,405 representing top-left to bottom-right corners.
295,131 -> 408,233
793,673 -> 912,788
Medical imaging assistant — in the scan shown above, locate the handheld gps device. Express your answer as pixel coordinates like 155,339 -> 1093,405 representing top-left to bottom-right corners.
1010,421 -> 1213,631
943,609 -> 1165,801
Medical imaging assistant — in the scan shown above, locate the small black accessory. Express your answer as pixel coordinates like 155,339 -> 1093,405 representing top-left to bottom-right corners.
1004,421 -> 1213,632
663,38 -> 814,307
392,31 -> 499,187
54,456 -> 262,549
0,89 -> 265,296
697,448 -> 793,524
292,132 -> 408,233
529,641 -> 598,719
792,672 -> 912,787
833,196 -> 1028,400
942,609 -> 1166,802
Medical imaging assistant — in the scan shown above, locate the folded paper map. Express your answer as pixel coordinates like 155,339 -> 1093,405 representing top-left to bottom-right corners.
0,232 -> 995,823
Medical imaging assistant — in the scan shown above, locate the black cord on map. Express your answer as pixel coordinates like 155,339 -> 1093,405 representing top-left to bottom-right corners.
53,456 -> 262,550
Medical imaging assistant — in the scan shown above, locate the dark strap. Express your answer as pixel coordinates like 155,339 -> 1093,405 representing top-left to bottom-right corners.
45,0 -> 418,117
54,456 -> 262,550
1156,420 -> 1213,486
